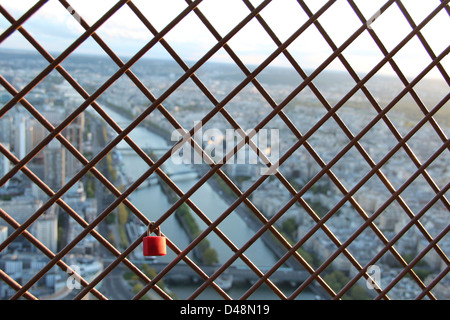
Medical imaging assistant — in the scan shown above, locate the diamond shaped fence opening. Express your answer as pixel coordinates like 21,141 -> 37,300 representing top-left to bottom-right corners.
0,0 -> 449,300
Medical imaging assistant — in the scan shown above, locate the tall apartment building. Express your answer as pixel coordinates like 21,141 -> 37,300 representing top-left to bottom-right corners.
35,213 -> 58,254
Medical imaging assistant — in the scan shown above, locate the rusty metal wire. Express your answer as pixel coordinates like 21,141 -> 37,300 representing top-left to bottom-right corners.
0,0 -> 449,300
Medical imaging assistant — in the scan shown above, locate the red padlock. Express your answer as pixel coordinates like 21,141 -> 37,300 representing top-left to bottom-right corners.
143,223 -> 166,256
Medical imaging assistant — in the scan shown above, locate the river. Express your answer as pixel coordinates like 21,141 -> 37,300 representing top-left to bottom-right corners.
96,106 -> 315,300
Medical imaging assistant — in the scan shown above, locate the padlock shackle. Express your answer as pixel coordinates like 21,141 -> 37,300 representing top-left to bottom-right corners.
147,222 -> 161,237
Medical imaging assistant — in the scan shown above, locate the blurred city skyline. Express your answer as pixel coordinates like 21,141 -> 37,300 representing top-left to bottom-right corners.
1,0 -> 448,79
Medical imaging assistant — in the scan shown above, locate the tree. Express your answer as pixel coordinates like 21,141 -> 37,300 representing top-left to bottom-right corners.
118,203 -> 129,225
281,217 -> 298,238
323,270 -> 349,293
202,247 -> 219,265
350,285 -> 370,300
132,283 -> 143,295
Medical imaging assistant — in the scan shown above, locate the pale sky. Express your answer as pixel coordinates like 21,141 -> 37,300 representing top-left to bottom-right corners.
0,0 -> 449,79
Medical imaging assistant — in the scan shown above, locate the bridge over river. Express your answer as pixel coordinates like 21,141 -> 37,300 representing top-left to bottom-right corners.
115,146 -> 199,188
105,259 -> 309,286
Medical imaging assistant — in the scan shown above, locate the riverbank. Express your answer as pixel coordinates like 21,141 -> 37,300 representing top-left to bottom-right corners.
193,165 -> 292,264
192,166 -> 329,299
158,179 -> 219,266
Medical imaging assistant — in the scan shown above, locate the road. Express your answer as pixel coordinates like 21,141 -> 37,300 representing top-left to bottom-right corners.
100,265 -> 135,300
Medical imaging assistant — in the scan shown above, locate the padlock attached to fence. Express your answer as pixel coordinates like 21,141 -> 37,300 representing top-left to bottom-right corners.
143,223 -> 166,256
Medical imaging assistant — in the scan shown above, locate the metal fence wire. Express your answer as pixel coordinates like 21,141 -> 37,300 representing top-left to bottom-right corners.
0,0 -> 449,300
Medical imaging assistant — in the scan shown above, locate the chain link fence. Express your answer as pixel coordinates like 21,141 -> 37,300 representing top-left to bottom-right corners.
0,0 -> 449,300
